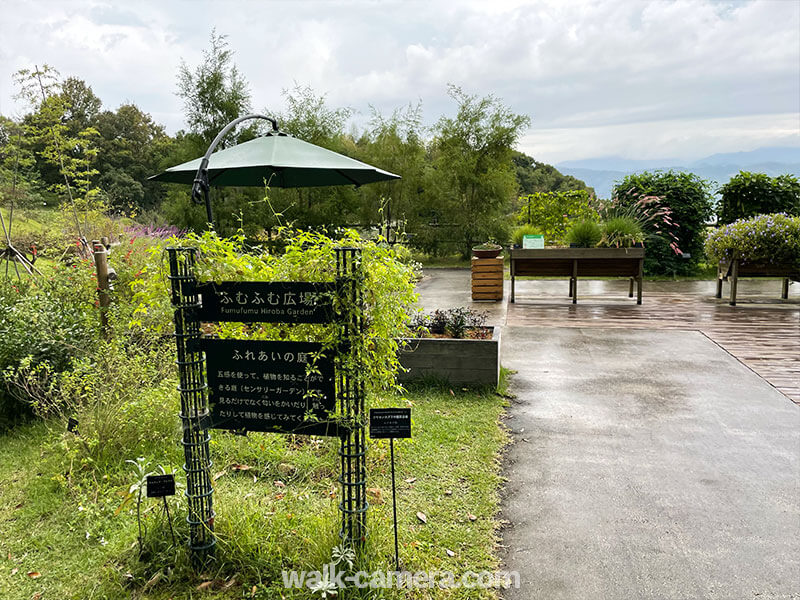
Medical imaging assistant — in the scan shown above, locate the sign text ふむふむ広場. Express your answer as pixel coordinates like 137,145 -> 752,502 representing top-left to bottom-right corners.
193,281 -> 336,324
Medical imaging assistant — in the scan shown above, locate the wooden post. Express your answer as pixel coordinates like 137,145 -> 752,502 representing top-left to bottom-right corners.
781,278 -> 789,300
716,267 -> 723,299
729,259 -> 739,306
92,240 -> 110,338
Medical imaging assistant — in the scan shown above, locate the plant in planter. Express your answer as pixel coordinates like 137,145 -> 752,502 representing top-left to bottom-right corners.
512,224 -> 543,248
401,307 -> 499,386
599,191 -> 682,254
705,213 -> 800,267
599,216 -> 645,248
472,240 -> 503,258
409,307 -> 490,339
566,219 -> 603,248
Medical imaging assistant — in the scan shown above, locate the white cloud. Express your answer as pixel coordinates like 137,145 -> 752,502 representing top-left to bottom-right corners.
524,112 -> 800,164
0,0 -> 797,161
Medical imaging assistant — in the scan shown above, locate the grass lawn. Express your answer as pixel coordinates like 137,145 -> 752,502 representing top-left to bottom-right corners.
0,380 -> 510,599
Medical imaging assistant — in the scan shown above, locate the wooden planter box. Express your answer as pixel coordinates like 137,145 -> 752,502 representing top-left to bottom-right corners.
716,259 -> 799,306
397,326 -> 501,387
510,247 -> 645,304
471,256 -> 503,301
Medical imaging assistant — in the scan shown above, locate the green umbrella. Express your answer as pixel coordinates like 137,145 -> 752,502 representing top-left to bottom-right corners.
151,132 -> 399,188
149,114 -> 400,226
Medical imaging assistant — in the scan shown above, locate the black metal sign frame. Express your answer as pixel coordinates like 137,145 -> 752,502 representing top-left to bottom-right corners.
168,246 -> 367,565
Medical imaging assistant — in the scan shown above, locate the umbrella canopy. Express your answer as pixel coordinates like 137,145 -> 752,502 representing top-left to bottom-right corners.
149,131 -> 400,188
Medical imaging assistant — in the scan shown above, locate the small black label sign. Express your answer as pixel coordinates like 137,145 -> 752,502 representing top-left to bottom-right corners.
146,474 -> 176,498
193,281 -> 335,324
369,408 -> 412,439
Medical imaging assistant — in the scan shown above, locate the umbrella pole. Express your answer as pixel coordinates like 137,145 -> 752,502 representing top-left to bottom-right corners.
191,113 -> 279,230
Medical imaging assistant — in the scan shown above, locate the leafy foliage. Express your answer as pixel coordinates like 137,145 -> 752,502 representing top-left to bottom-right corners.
513,151 -> 594,196
565,219 -> 603,247
0,262 -> 99,426
516,190 -> 595,244
613,171 -> 713,275
704,213 -> 800,267
132,228 -> 420,395
425,85 -> 530,257
409,307 -> 489,339
717,171 -> 800,224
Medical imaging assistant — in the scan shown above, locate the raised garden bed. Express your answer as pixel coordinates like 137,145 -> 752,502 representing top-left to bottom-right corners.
715,259 -> 799,306
510,247 -> 645,304
397,326 -> 501,387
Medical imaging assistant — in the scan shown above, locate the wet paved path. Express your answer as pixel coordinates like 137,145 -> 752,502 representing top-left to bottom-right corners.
417,271 -> 800,403
415,270 -> 800,599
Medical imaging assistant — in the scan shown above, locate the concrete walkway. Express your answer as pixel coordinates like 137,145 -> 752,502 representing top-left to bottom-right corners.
414,269 -> 800,599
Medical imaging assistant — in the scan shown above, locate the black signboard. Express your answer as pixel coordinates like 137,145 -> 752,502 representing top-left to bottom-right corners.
192,281 -> 335,324
199,338 -> 336,435
369,408 -> 412,439
146,474 -> 176,498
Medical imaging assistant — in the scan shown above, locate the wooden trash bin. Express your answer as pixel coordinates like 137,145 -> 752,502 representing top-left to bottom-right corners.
472,256 -> 504,301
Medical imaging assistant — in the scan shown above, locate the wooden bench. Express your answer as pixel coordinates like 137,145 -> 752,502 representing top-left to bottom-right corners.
716,259 -> 798,306
510,247 -> 645,304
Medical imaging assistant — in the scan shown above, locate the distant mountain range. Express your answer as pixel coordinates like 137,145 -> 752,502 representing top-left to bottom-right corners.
557,146 -> 800,199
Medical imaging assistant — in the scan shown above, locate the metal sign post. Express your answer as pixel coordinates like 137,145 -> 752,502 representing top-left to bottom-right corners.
369,408 -> 412,571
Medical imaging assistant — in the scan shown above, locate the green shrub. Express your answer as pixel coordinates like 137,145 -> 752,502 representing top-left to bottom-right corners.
516,190 -> 596,244
599,216 -> 645,248
718,172 -> 800,224
511,224 -> 542,247
0,267 -> 99,427
614,171 -> 713,275
565,219 -> 602,247
704,213 -> 800,267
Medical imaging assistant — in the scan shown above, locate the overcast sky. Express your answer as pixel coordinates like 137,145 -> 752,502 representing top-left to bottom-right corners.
0,0 -> 798,164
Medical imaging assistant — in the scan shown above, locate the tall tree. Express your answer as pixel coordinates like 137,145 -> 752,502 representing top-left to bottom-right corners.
13,66 -> 99,204
356,103 -> 427,240
425,85 -> 530,257
171,31 -> 263,234
92,104 -> 174,212
176,29 -> 252,152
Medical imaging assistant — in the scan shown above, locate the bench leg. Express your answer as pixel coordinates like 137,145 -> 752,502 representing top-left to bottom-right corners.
572,260 -> 578,304
729,260 -> 738,306
636,258 -> 643,304
569,278 -> 574,298
629,277 -> 634,298
782,278 -> 789,300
